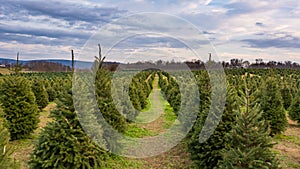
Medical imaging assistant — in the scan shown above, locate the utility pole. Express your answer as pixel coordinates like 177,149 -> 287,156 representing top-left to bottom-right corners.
208,53 -> 212,62
71,49 -> 74,72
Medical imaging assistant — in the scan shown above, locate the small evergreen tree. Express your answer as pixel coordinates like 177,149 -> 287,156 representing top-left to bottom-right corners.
29,86 -> 107,169
218,86 -> 279,169
44,79 -> 56,102
0,76 -> 39,140
288,92 -> 300,124
256,77 -> 287,136
31,79 -> 49,110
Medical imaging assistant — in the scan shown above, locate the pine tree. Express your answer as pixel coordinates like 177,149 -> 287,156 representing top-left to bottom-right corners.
280,84 -> 293,110
218,85 -> 279,169
188,86 -> 237,169
44,79 -> 56,102
288,92 -> 300,124
29,86 -> 107,169
31,79 -> 49,110
0,120 -> 20,169
256,77 -> 287,136
0,76 -> 39,140
93,44 -> 127,151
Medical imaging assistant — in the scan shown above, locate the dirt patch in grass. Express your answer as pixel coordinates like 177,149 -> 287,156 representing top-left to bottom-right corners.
0,68 -> 11,75
274,118 -> 300,168
129,141 -> 192,169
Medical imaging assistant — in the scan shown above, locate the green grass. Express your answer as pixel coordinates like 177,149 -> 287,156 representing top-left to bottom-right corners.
274,134 -> 300,146
124,124 -> 158,138
163,103 -> 177,129
103,155 -> 143,169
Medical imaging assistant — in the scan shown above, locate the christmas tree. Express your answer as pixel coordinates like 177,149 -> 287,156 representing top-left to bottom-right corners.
218,84 -> 279,168
0,76 -> 39,140
256,77 -> 287,136
188,86 -> 237,169
29,85 -> 107,169
288,92 -> 300,124
31,79 -> 49,110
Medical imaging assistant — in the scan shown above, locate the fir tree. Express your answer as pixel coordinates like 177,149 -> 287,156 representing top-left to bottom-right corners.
256,77 -> 287,136
280,84 -> 293,110
29,86 -> 107,169
0,76 -> 39,140
44,79 -> 56,102
188,86 -> 237,169
218,85 -> 279,169
31,79 -> 49,110
93,44 -> 127,151
288,92 -> 300,124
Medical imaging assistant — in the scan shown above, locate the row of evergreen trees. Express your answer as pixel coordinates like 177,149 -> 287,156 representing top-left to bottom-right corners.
159,70 -> 298,168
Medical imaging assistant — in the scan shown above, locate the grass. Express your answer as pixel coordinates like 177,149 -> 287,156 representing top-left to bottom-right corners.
124,124 -> 158,138
274,134 -> 300,146
103,155 -> 143,169
273,118 -> 300,169
162,103 -> 177,129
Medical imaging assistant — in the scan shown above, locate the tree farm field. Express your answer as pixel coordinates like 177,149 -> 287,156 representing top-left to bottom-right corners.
0,68 -> 300,169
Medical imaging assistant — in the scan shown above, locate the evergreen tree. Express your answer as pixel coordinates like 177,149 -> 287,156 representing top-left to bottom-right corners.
31,79 -> 49,110
29,86 -> 107,169
280,84 -> 293,110
218,86 -> 279,169
44,79 -> 56,102
0,76 -> 39,140
0,120 -> 20,169
288,92 -> 300,124
188,86 -> 237,169
256,77 -> 287,136
93,44 -> 127,152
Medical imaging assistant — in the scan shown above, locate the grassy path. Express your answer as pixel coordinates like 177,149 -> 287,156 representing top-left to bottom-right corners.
273,117 -> 300,168
125,74 -> 177,137
123,74 -> 192,168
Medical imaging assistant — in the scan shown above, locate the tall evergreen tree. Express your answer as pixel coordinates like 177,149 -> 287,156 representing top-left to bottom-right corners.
93,44 -> 127,152
29,85 -> 107,169
218,85 -> 279,169
256,77 -> 287,136
31,79 -> 49,110
280,84 -> 293,110
44,79 -> 56,102
288,92 -> 300,124
0,76 -> 39,140
188,86 -> 237,169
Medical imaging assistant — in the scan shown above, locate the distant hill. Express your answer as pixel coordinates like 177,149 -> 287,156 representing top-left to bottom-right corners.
0,58 -> 119,70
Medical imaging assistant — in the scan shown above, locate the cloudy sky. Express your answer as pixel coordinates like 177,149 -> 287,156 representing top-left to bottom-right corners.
0,0 -> 299,63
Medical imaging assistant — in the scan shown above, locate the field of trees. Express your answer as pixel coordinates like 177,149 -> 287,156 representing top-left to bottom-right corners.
0,59 -> 300,168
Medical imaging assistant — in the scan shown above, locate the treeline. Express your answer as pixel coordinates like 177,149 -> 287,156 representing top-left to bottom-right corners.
124,59 -> 300,70
24,61 -> 71,72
